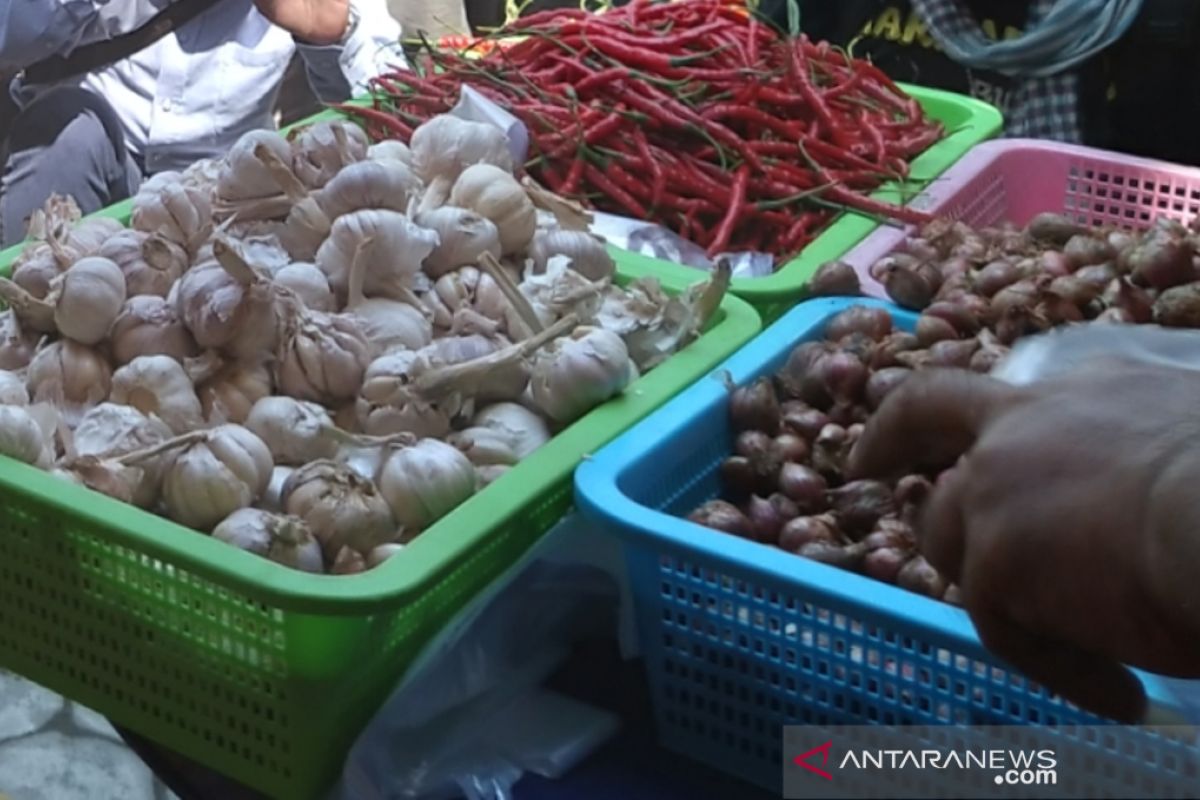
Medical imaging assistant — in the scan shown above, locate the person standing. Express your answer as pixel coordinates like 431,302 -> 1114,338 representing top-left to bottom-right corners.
0,0 -> 403,246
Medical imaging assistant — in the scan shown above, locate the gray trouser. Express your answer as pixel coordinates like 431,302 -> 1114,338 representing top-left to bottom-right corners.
0,86 -> 142,248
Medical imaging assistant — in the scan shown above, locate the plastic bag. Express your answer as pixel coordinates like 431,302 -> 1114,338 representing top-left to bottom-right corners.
992,323 -> 1200,385
332,514 -> 628,800
590,211 -> 775,278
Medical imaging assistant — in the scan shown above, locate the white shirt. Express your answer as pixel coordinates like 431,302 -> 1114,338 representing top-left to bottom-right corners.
1,0 -> 404,173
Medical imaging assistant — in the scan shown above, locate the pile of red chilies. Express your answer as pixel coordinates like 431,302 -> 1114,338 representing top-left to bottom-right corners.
347,0 -> 940,263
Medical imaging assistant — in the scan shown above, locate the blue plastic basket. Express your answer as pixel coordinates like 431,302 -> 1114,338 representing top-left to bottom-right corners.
575,297 -> 1197,794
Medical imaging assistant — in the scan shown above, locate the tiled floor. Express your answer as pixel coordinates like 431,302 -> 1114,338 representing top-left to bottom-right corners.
0,670 -> 177,800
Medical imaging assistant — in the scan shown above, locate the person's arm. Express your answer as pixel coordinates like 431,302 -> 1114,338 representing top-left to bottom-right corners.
0,0 -> 165,72
282,0 -> 403,103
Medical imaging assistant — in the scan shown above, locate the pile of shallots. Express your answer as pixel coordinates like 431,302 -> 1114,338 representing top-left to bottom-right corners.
691,209 -> 1200,602
0,113 -> 726,576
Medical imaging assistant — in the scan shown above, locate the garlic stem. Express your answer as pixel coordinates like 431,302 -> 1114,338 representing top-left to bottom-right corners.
415,312 -> 577,398
478,252 -> 543,337
521,176 -> 593,232
116,430 -> 207,466
0,277 -> 55,332
253,142 -> 310,202
346,235 -> 373,310
211,235 -> 268,287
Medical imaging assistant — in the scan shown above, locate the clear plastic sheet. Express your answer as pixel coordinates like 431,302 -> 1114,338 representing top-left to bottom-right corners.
332,515 -> 629,800
591,211 -> 775,279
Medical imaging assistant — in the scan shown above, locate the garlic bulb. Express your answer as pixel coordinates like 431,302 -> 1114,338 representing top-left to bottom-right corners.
218,130 -> 293,201
368,139 -> 412,166
530,327 -> 634,423
52,457 -> 142,504
244,396 -> 336,465
99,229 -> 188,296
343,239 -> 432,352
110,355 -> 204,434
65,216 -> 125,255
212,508 -> 324,573
315,209 -> 438,300
175,238 -> 281,360
0,312 -> 36,370
72,403 -> 173,507
318,159 -> 424,221
475,464 -> 510,487
281,460 -> 395,557
109,295 -> 199,366
377,438 -> 477,531
26,339 -> 111,416
447,426 -> 518,466
275,305 -> 371,405
472,402 -> 551,459
130,173 -> 213,253
11,248 -> 64,302
0,370 -> 29,405
260,465 -> 294,512
411,115 -> 513,209
160,425 -> 273,530
529,230 -> 615,281
290,119 -> 368,189
0,405 -> 54,467
357,364 -> 450,438
425,267 -> 507,331
366,542 -> 404,569
450,164 -> 537,256
267,262 -> 335,312
192,357 -> 273,424
414,207 -> 502,279
51,256 -> 127,345
331,546 -> 367,574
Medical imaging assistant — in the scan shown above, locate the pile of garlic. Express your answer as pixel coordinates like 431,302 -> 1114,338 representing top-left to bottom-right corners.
0,114 -> 728,576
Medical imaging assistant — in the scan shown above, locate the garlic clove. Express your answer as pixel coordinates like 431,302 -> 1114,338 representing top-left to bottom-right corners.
528,229 -> 616,282
290,119 -> 368,190
110,295 -> 199,366
193,356 -> 273,425
365,542 -> 404,569
0,405 -> 55,467
280,459 -> 395,559
410,115 -> 514,210
160,424 -> 273,531
318,159 -> 424,221
244,396 -> 337,466
367,139 -> 412,167
268,262 -> 335,312
217,130 -> 294,202
377,438 -> 477,530
26,339 -> 112,423
260,465 -> 295,513
415,207 -> 502,279
98,229 -> 187,297
275,309 -> 372,406
314,209 -> 439,301
212,508 -> 324,573
472,402 -> 551,459
449,164 -> 537,256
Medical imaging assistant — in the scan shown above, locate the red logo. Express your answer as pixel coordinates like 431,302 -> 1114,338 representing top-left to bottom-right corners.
793,741 -> 834,781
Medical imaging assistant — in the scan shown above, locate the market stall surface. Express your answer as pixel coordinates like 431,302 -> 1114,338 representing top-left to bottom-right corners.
0,670 -> 178,800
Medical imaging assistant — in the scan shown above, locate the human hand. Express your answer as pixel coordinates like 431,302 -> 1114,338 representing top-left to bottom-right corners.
254,0 -> 350,45
849,362 -> 1200,722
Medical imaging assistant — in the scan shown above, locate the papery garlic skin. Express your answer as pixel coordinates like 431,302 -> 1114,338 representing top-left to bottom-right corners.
530,328 -> 634,423
260,465 -> 295,513
426,268 -> 508,332
275,310 -> 371,405
529,230 -> 616,282
281,459 -> 395,557
161,424 -> 273,531
26,339 -> 112,414
99,229 -> 187,297
415,207 -> 502,278
110,355 -> 204,434
110,295 -> 199,366
315,209 -> 438,300
268,262 -> 335,312
196,359 -> 273,424
357,350 -> 451,438
331,546 -> 366,574
174,254 -> 279,362
377,438 -> 476,530
290,120 -> 368,189
472,402 -> 551,459
318,159 -> 424,220
0,312 -> 36,371
244,396 -> 337,466
130,172 -> 213,254
218,130 -> 293,201
54,256 -> 126,345
449,164 -> 537,256
0,405 -> 53,467
368,139 -> 412,165
0,370 -> 28,406
212,508 -> 324,573
72,403 -> 173,507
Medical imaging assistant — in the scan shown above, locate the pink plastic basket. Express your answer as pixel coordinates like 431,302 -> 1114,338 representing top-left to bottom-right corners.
844,139 -> 1200,298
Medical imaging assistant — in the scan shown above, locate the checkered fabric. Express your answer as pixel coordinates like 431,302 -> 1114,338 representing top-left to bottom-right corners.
912,0 -> 1083,142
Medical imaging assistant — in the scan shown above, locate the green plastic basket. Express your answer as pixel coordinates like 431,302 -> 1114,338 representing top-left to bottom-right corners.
0,191 -> 760,796
732,85 -> 1001,324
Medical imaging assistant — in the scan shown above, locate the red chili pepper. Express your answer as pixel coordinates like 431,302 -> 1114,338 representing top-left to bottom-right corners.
707,165 -> 749,256
585,164 -> 648,218
700,103 -> 805,139
573,67 -> 630,95
632,129 -> 666,208
335,104 -> 412,140
561,154 -> 587,195
788,39 -> 850,149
